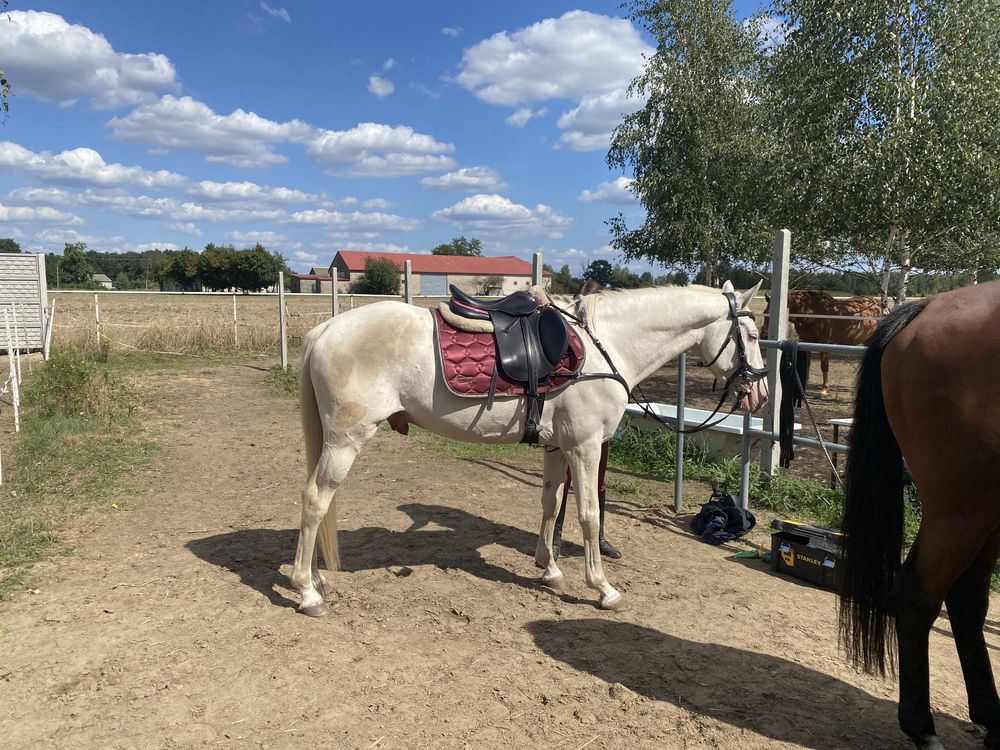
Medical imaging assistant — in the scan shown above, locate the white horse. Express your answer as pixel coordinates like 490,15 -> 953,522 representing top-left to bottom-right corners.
293,281 -> 768,616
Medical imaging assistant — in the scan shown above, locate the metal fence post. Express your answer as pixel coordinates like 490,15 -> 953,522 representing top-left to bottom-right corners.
674,353 -> 687,511
404,260 -> 413,304
332,277 -> 339,317
278,272 -> 288,370
760,229 -> 790,474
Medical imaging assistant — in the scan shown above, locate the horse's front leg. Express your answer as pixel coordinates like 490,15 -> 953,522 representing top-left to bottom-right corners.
820,352 -> 830,394
566,441 -> 628,612
534,448 -> 569,591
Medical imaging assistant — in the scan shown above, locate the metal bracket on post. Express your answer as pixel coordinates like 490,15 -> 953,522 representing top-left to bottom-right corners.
760,229 -> 790,474
404,260 -> 413,305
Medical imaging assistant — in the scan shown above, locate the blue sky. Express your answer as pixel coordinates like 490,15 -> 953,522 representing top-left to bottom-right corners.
0,0 -> 763,275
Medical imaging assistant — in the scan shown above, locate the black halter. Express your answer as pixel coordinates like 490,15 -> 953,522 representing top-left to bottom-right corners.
631,291 -> 769,435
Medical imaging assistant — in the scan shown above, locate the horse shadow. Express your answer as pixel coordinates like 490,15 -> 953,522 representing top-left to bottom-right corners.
526,618 -> 977,750
185,502 -> 588,609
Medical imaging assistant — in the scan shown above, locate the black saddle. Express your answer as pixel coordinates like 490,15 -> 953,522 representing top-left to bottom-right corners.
448,285 -> 570,444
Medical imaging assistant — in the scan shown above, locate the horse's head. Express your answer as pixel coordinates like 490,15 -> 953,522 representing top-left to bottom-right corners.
699,280 -> 769,413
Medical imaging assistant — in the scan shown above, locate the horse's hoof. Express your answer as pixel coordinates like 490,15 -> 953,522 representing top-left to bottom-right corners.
600,593 -> 629,613
299,601 -> 330,618
911,734 -> 945,750
541,573 -> 566,592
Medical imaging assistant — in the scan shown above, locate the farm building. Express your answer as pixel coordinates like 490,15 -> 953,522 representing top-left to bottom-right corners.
329,251 -> 550,295
290,267 -> 333,294
91,273 -> 113,289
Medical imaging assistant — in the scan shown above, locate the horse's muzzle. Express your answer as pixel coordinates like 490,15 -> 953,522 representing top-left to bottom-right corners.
738,378 -> 768,413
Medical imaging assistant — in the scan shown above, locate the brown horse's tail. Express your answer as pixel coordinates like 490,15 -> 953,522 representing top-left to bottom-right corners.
839,299 -> 926,675
299,320 -> 340,571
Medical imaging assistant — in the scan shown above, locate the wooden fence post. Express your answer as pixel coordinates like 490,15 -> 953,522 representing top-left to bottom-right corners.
532,252 -> 543,288
232,294 -> 238,348
759,229 -> 790,474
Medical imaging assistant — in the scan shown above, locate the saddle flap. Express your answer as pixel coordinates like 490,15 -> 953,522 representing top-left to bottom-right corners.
492,308 -> 569,384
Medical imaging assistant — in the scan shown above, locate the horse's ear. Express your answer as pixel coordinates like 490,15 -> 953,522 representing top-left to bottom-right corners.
738,279 -> 763,310
722,280 -> 735,293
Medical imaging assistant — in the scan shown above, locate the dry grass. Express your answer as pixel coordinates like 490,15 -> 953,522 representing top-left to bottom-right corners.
49,291 -> 445,357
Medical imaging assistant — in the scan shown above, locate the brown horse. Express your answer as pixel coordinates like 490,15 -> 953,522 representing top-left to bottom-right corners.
764,290 -> 882,393
840,282 -> 1000,749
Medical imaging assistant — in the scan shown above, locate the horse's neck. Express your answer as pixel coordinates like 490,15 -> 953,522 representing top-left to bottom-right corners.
593,288 -> 724,387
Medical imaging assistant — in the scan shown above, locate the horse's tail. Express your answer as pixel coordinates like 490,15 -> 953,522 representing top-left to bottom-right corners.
299,321 -> 340,571
839,299 -> 926,675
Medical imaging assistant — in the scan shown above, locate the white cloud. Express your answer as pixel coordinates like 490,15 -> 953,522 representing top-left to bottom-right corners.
304,122 -> 456,177
225,230 -> 287,246
290,209 -> 423,231
441,27 -> 463,38
505,107 -> 546,128
332,241 -> 411,254
260,2 -> 291,23
0,202 -> 83,224
188,180 -> 319,204
0,141 -> 186,188
293,250 -> 321,266
131,241 -> 178,252
579,176 -> 635,204
0,11 -> 178,108
432,194 -> 572,237
382,58 -> 396,71
457,11 -> 649,106
33,228 -> 104,246
368,75 -> 395,98
421,166 -> 506,192
167,222 -> 202,236
457,11 -> 650,150
748,14 -> 786,53
362,198 -> 393,209
108,95 -> 312,168
556,89 -> 645,151
6,186 -> 74,204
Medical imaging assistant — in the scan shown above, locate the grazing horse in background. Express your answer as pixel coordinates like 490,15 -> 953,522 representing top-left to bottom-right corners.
840,281 -> 1000,749
294,282 -> 768,617
764,290 -> 883,393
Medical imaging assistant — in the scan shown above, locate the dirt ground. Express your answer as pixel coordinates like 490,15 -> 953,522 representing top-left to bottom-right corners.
0,360 -> 996,749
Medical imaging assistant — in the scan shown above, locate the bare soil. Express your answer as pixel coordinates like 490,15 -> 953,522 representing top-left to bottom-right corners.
0,360 -> 995,749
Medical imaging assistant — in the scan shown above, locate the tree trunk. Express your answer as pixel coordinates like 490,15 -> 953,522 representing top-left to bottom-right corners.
896,230 -> 912,305
879,226 -> 898,312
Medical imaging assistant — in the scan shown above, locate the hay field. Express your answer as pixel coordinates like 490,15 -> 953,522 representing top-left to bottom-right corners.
49,291 -> 444,357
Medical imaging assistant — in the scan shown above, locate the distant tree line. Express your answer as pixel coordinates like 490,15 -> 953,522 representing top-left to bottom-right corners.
34,241 -> 292,292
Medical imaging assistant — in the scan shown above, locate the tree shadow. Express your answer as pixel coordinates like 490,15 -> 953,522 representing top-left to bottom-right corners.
186,501 -> 591,609
526,618 -> 975,750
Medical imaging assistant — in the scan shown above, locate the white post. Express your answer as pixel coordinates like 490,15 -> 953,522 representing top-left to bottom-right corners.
94,293 -> 101,351
43,299 -> 55,360
760,229 -> 790,474
5,310 -> 19,434
331,278 -> 339,317
10,304 -> 21,385
232,294 -> 238,348
532,252 -> 544,288
404,260 -> 413,304
278,272 -> 288,370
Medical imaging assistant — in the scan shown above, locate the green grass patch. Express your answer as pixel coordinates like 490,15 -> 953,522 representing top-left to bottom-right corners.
265,364 -> 299,398
0,351 -> 159,601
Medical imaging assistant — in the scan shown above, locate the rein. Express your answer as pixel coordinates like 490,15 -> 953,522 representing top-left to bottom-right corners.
555,291 -> 768,437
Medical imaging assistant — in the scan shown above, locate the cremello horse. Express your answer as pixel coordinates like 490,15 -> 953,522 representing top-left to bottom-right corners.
293,281 -> 769,616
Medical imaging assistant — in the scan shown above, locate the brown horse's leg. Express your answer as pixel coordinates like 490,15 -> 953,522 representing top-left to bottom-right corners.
946,528 -> 1000,745
820,352 -> 830,394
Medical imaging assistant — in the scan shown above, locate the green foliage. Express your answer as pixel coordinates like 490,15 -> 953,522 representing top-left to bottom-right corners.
355,257 -> 401,294
23,351 -> 137,423
0,238 -> 21,253
432,236 -> 483,256
767,0 -> 1000,301
165,248 -> 201,290
265,364 -> 299,397
61,242 -> 93,284
583,259 -> 613,287
549,264 -> 581,294
608,0 -> 772,286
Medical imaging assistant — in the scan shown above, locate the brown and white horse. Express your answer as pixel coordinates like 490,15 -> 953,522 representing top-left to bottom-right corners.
841,281 -> 1000,749
764,290 -> 883,393
293,282 -> 768,617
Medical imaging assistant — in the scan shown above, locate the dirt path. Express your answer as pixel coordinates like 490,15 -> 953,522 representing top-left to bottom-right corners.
0,362 -> 995,749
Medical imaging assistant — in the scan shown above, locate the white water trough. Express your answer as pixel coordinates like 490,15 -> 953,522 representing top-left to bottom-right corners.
622,402 -> 800,460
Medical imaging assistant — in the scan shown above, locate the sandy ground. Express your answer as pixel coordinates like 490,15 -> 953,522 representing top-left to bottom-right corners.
0,361 -> 996,749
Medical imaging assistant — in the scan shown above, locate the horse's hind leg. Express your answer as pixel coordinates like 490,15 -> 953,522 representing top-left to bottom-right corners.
896,520 -> 998,750
820,352 -> 830,394
534,448 -> 568,592
292,431 -> 371,616
946,527 -> 1000,746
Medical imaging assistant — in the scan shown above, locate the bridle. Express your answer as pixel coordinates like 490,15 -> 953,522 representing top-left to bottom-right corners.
630,291 -> 769,435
